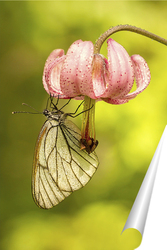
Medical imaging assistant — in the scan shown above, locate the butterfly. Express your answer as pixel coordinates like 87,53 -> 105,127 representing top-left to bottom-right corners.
13,96 -> 99,209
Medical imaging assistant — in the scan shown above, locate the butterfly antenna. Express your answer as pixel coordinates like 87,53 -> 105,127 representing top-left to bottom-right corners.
12,103 -> 42,114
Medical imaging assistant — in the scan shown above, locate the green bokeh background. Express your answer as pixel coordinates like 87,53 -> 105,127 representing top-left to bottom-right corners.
1,1 -> 167,250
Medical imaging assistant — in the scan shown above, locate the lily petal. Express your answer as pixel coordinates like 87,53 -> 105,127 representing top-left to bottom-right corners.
43,49 -> 69,98
60,40 -> 96,99
101,38 -> 134,98
124,54 -> 151,100
102,98 -> 128,104
92,54 -> 108,97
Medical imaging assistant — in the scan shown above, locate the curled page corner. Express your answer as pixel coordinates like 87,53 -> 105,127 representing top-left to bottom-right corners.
121,125 -> 167,249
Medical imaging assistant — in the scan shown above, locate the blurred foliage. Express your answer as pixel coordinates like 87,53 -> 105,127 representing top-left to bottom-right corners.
0,1 -> 167,250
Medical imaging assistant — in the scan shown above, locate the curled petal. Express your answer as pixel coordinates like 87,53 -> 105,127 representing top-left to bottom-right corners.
60,40 -> 96,99
104,55 -> 151,104
43,49 -> 69,98
103,98 -> 128,105
101,38 -> 134,98
124,55 -> 151,100
92,54 -> 108,97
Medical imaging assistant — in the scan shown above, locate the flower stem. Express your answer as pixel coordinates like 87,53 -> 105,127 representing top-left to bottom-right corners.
94,24 -> 167,53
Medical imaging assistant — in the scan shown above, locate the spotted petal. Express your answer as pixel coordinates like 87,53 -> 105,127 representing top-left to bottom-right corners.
43,49 -> 68,98
60,40 -> 96,99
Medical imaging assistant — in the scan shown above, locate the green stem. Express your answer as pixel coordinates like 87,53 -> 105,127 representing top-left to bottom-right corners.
94,24 -> 167,53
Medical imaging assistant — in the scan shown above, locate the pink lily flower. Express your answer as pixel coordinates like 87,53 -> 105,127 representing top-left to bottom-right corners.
43,38 -> 150,104
43,37 -> 150,153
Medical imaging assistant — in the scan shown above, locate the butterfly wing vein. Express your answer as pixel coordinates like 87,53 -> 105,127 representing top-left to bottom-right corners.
32,119 -> 99,209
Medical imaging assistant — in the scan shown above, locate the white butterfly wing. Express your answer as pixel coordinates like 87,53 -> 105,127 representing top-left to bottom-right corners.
32,119 -> 99,209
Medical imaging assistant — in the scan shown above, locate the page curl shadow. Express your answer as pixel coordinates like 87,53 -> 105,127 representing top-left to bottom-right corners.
122,126 -> 167,249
